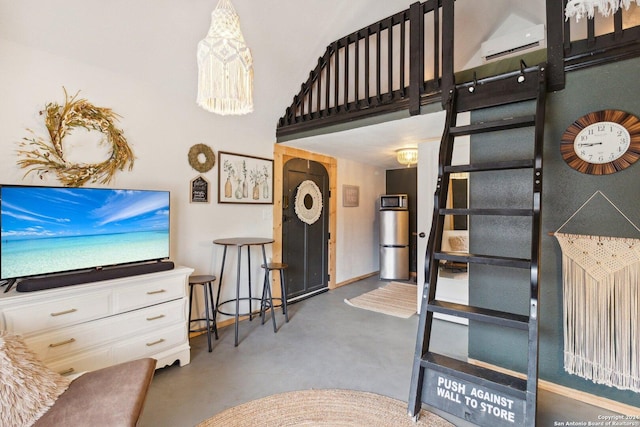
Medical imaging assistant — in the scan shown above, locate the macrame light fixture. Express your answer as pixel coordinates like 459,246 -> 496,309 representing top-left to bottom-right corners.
197,0 -> 254,115
396,148 -> 418,167
565,0 -> 640,20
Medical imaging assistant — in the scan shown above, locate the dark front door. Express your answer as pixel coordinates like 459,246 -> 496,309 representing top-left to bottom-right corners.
282,158 -> 329,301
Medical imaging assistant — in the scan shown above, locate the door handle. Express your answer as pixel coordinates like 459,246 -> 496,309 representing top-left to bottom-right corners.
419,232 -> 426,238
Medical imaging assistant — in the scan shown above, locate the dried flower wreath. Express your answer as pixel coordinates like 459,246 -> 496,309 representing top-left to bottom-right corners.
17,89 -> 134,187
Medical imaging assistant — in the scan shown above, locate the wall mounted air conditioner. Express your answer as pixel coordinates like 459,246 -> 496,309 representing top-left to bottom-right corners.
480,24 -> 545,61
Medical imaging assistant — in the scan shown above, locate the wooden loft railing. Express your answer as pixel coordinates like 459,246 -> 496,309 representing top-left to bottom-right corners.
276,0 -> 640,139
276,0 -> 453,140
546,0 -> 640,90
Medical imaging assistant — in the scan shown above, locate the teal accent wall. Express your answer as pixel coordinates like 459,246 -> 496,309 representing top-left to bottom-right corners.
469,57 -> 640,407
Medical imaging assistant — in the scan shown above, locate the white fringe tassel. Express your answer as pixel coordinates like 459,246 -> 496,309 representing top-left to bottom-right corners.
565,0 -> 640,21
197,0 -> 253,115
556,233 -> 640,392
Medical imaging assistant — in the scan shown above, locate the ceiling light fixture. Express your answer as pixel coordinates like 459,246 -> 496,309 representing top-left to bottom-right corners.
565,0 -> 639,20
197,0 -> 253,115
396,148 -> 418,167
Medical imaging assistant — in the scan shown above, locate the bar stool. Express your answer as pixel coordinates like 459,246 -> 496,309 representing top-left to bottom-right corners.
188,275 -> 218,352
259,263 -> 289,333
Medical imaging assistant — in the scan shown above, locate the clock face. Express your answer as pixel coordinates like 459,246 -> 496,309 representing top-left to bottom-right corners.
561,109 -> 640,175
574,121 -> 630,164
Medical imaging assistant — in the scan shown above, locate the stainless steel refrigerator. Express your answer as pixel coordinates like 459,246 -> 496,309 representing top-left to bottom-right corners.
379,194 -> 409,280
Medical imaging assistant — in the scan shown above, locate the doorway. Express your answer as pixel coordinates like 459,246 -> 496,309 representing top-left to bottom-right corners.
282,158 -> 329,300
272,145 -> 337,297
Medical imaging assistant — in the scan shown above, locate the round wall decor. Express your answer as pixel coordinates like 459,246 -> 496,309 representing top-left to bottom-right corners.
188,144 -> 216,173
560,109 -> 640,175
294,180 -> 323,225
17,89 -> 134,187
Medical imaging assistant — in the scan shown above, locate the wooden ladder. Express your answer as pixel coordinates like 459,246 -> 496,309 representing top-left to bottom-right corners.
408,63 -> 547,427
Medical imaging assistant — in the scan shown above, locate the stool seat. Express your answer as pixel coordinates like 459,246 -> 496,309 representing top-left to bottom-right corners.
261,263 -> 288,270
189,274 -> 217,285
259,263 -> 289,332
188,275 -> 218,352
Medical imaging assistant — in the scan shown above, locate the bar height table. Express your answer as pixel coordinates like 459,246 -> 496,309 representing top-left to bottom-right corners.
213,237 -> 274,346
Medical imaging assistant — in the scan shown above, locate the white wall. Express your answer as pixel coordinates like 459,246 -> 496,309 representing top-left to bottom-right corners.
335,159 -> 386,284
0,1 -> 406,316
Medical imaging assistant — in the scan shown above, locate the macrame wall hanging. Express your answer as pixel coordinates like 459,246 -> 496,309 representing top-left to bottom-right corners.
554,191 -> 640,392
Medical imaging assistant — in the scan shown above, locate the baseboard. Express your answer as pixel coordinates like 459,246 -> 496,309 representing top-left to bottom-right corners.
468,358 -> 640,415
334,271 -> 378,289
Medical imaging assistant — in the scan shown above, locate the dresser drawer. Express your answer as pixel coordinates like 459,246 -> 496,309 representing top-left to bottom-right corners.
47,347 -> 113,377
1,290 -> 112,335
113,275 -> 186,313
25,299 -> 186,362
113,324 -> 187,363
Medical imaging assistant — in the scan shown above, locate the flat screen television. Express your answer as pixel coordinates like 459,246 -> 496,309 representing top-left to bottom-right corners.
1,185 -> 170,283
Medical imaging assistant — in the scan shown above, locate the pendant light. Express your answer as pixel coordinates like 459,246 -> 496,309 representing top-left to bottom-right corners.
396,148 -> 418,167
197,0 -> 254,115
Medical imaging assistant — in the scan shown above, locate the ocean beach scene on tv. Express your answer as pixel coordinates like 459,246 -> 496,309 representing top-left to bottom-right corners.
1,186 -> 170,280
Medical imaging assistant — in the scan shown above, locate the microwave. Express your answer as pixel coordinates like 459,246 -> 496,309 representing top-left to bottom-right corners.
380,194 -> 408,210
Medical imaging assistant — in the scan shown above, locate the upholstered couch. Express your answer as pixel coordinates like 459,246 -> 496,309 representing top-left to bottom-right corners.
34,358 -> 156,427
0,331 -> 155,427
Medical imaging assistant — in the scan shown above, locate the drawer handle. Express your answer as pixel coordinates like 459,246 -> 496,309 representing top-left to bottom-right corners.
146,338 -> 165,347
59,368 -> 75,376
49,338 -> 76,348
147,289 -> 166,295
146,314 -> 165,321
50,308 -> 77,317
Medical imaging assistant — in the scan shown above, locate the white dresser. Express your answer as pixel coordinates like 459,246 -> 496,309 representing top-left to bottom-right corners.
0,265 -> 193,376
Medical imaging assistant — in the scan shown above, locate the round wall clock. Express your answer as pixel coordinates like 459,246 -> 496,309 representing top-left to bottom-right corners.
560,109 -> 640,175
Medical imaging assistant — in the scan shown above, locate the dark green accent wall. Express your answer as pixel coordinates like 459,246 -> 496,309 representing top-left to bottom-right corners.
469,57 -> 640,407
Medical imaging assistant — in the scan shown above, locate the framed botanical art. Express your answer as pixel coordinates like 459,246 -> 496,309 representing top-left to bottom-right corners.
218,151 -> 274,204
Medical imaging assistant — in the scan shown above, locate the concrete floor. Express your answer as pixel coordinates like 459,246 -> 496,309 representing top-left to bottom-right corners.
139,276 -> 622,427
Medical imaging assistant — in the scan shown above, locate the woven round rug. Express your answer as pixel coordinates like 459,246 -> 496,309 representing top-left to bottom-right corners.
197,389 -> 453,427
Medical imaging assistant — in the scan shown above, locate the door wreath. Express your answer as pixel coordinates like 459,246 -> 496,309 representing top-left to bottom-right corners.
17,89 -> 134,187
294,180 -> 323,225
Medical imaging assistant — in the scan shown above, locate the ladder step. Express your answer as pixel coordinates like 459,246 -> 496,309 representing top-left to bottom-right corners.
427,300 -> 529,330
421,352 -> 527,399
450,115 -> 535,136
445,159 -> 534,173
440,208 -> 532,217
435,251 -> 531,269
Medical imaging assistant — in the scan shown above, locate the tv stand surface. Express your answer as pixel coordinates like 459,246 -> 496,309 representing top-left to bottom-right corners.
0,266 -> 193,374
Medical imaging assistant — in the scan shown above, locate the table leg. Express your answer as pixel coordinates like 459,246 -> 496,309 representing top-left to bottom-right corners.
235,246 -> 241,347
215,246 -> 228,329
247,245 -> 253,321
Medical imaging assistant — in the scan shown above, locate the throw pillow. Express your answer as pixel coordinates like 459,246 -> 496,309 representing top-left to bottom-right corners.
0,331 -> 71,427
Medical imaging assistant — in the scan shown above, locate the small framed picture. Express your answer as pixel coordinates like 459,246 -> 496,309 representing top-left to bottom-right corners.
190,175 -> 209,203
343,185 -> 359,207
218,151 -> 274,204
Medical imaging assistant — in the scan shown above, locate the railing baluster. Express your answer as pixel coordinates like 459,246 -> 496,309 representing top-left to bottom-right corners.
587,18 -> 595,47
376,22 -> 381,102
614,8 -> 623,39
344,38 -> 350,111
317,58 -> 322,115
365,29 -> 370,106
433,3 -> 440,86
334,41 -> 339,112
325,46 -> 331,115
400,14 -> 406,96
355,31 -> 360,106
308,73 -> 313,117
388,18 -> 393,100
